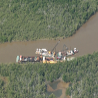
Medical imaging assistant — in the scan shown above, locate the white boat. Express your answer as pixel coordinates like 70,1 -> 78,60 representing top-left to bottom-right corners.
67,50 -> 74,56
73,48 -> 79,53
35,48 -> 48,55
35,48 -> 54,57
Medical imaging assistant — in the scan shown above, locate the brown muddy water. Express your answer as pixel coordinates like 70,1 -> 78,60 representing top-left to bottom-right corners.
47,80 -> 70,98
0,12 -> 98,63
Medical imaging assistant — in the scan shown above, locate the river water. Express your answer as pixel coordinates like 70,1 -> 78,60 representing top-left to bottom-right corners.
0,12 -> 98,63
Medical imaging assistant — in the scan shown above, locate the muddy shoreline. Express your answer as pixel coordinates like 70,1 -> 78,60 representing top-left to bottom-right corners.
0,12 -> 98,63
47,79 -> 70,98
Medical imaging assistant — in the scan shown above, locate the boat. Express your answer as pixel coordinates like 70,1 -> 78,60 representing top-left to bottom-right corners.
35,48 -> 48,55
35,48 -> 55,57
43,60 -> 57,64
16,55 -> 43,63
16,42 -> 78,64
73,48 -> 79,53
66,50 -> 74,56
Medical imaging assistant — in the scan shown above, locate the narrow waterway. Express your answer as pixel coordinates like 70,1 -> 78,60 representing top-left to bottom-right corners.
0,12 -> 98,63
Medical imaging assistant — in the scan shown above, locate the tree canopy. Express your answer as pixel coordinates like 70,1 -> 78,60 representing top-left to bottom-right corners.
0,51 -> 98,97
0,0 -> 98,42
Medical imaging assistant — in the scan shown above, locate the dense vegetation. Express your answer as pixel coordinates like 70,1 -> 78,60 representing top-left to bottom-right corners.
0,51 -> 98,98
0,0 -> 98,42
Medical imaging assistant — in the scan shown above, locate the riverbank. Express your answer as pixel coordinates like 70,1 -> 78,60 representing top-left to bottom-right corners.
0,12 -> 98,63
0,0 -> 98,43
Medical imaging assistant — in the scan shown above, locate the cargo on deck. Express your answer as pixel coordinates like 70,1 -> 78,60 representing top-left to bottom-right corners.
16,55 -> 43,63
16,40 -> 78,64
